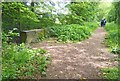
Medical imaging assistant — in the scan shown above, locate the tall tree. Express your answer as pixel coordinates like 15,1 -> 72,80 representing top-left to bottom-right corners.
62,2 -> 99,24
2,2 -> 39,31
115,1 -> 120,25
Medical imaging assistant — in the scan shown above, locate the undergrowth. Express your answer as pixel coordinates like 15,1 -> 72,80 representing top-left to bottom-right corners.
102,22 -> 119,80
101,67 -> 119,80
47,22 -> 98,42
105,22 -> 120,54
2,32 -> 51,79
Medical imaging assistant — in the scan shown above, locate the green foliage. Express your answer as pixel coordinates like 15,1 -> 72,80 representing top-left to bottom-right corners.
47,22 -> 98,42
2,32 -> 9,42
107,6 -> 116,23
57,2 -> 99,25
65,2 -> 98,24
58,14 -> 84,25
2,29 -> 50,79
8,28 -> 19,37
2,2 -> 40,31
105,22 -> 118,31
97,2 -> 113,21
103,22 -> 120,81
2,42 -> 50,79
38,13 -> 56,27
84,22 -> 99,32
35,1 -> 56,27
114,57 -> 120,61
114,1 -> 120,25
101,67 -> 119,80
37,31 -> 46,42
105,22 -> 120,54
107,1 -> 120,25
2,28 -> 20,44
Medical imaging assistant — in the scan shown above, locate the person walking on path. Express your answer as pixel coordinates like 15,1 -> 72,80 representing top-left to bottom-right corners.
101,18 -> 106,27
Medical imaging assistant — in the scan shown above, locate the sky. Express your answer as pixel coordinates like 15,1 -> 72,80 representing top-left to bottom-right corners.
26,0 -> 118,15
49,0 -> 117,15
2,0 -> 120,2
50,0 -> 70,14
49,0 -> 119,2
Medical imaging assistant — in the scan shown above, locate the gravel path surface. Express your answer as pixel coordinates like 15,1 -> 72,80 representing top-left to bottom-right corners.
32,27 -> 118,79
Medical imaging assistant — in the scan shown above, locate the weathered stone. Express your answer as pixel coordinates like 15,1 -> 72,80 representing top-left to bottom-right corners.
20,29 -> 45,44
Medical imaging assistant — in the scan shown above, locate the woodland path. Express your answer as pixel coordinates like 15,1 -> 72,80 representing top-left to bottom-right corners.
32,27 -> 118,79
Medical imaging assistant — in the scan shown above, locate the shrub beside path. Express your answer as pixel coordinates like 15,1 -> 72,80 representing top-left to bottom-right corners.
32,27 -> 118,79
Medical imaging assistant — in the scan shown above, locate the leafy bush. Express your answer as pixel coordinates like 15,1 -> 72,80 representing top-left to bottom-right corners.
102,22 -> 119,81
2,2 -> 40,31
105,22 -> 120,54
47,23 -> 98,42
2,42 -> 50,79
84,22 -> 99,31
105,22 -> 118,32
2,28 -> 20,44
101,67 -> 119,80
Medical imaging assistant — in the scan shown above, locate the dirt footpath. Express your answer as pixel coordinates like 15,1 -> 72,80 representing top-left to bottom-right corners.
32,27 -> 118,79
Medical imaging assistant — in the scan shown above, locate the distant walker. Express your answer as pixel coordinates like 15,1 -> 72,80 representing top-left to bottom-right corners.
101,19 -> 106,27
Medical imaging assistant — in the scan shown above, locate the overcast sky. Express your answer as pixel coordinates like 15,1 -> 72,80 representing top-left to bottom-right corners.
50,0 -> 70,14
26,0 -> 118,15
